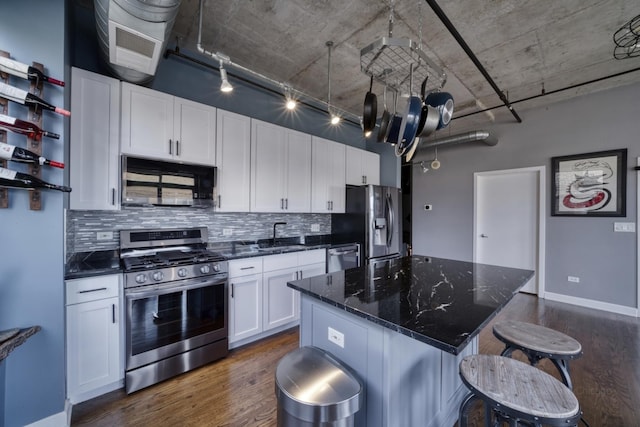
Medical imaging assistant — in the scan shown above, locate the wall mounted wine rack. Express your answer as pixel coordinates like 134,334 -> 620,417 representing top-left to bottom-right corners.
0,49 -> 9,209
27,62 -> 44,210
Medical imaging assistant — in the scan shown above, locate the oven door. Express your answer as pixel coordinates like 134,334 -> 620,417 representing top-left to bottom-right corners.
125,276 -> 227,371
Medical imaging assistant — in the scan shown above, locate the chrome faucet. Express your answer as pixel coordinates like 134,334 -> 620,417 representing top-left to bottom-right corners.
273,222 -> 287,246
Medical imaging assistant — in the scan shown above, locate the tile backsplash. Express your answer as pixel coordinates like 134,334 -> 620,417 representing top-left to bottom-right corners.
65,208 -> 331,257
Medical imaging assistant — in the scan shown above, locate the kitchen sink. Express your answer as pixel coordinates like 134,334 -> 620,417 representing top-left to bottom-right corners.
256,245 -> 306,253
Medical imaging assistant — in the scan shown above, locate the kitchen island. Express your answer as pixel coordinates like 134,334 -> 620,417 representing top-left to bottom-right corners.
287,256 -> 534,427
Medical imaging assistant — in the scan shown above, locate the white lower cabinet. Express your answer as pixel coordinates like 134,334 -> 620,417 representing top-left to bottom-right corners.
228,257 -> 263,344
66,274 -> 123,404
228,249 -> 326,348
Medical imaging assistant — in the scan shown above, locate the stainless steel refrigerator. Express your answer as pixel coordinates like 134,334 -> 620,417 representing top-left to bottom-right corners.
331,185 -> 402,264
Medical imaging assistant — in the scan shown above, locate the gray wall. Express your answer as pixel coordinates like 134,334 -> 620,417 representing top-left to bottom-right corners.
0,1 -> 67,425
412,82 -> 639,308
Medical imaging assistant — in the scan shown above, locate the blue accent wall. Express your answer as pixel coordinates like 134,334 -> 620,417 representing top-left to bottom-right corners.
0,1 -> 67,425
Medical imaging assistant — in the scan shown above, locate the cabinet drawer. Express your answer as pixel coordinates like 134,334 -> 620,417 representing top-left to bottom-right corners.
66,275 -> 120,305
229,257 -> 263,277
263,252 -> 298,272
298,249 -> 326,266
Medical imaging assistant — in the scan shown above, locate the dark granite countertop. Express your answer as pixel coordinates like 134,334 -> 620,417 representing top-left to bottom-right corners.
209,235 -> 333,260
287,255 -> 534,355
65,250 -> 122,279
0,326 -> 40,362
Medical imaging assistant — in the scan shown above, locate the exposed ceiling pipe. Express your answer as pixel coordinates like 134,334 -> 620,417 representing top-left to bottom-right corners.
423,0 -> 522,123
194,0 -> 359,125
411,130 -> 497,161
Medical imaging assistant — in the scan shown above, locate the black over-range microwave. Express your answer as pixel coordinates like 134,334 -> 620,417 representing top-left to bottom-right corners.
121,156 -> 217,208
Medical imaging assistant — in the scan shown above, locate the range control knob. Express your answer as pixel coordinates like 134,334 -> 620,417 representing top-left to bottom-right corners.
177,268 -> 188,278
199,264 -> 211,274
152,271 -> 164,281
135,274 -> 147,284
212,264 -> 221,272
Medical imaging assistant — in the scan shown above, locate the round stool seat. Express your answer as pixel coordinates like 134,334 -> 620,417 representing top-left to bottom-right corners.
493,321 -> 582,358
459,354 -> 581,426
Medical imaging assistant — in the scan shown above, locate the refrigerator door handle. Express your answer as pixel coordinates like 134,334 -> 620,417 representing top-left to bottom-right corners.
386,192 -> 394,248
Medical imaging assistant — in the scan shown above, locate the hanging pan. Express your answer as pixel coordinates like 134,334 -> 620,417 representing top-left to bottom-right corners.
396,64 -> 421,155
362,75 -> 377,137
384,90 -> 402,144
416,77 -> 440,138
425,91 -> 455,130
377,84 -> 391,142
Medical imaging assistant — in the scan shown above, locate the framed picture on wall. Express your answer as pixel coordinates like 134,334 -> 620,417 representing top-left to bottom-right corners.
551,148 -> 627,216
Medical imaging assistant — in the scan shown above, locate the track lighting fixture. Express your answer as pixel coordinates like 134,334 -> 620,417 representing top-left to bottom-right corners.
219,60 -> 233,93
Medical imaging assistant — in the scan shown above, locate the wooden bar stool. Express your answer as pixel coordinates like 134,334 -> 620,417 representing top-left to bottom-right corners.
459,354 -> 581,427
493,320 -> 582,390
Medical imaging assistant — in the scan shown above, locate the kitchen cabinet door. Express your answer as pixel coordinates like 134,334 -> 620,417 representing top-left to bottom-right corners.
173,97 -> 216,165
346,146 -> 380,186
228,273 -> 263,344
263,266 -> 299,330
251,121 -> 311,213
251,120 -> 287,212
69,67 -> 120,210
66,274 -> 122,404
284,129 -> 312,212
328,141 -> 347,212
216,109 -> 251,212
121,82 -> 174,160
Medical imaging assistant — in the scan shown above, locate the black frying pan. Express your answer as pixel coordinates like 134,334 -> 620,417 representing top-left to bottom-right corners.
362,75 -> 377,137
416,77 -> 440,138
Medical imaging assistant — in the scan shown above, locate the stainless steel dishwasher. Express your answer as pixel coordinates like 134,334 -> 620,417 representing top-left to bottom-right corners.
327,243 -> 360,273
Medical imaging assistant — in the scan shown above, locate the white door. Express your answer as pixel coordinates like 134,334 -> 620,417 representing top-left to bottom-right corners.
474,167 -> 545,294
173,97 -> 216,165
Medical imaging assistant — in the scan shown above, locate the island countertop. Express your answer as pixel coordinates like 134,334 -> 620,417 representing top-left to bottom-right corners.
288,255 -> 534,355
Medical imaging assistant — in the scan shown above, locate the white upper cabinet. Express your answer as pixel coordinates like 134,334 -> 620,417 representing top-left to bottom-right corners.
311,136 -> 346,213
120,82 -> 216,165
216,109 -> 251,212
69,67 -> 121,210
251,120 -> 311,213
346,146 -> 380,186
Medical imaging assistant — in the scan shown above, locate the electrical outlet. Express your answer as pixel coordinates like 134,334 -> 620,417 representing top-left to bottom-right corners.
222,228 -> 233,236
311,224 -> 320,232
96,231 -> 113,241
328,327 -> 344,348
567,276 -> 580,283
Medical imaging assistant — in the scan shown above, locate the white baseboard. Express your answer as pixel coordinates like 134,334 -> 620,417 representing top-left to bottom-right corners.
25,400 -> 71,427
544,291 -> 638,317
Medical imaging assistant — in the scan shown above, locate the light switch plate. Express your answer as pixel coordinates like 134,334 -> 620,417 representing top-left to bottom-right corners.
311,224 -> 320,232
222,228 -> 233,236
614,222 -> 636,232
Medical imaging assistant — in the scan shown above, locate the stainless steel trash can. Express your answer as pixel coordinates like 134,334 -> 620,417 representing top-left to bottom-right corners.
275,346 -> 362,427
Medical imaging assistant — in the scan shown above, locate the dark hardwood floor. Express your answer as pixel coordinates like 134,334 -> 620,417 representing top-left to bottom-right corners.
71,293 -> 640,426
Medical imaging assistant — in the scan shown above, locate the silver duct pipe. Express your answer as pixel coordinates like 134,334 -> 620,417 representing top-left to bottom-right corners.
412,130 -> 497,161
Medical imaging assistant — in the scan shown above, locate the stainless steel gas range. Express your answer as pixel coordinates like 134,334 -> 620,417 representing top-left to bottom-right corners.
120,227 -> 228,394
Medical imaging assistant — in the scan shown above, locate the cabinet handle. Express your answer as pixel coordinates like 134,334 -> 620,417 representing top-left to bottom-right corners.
362,175 -> 365,184
111,188 -> 116,205
240,266 -> 255,270
176,140 -> 180,156
281,198 -> 284,209
78,287 -> 107,294
112,304 -> 116,324
329,200 -> 333,211
327,201 -> 330,211
169,139 -> 173,155
231,283 -> 234,298
285,198 -> 288,210
218,195 -> 221,209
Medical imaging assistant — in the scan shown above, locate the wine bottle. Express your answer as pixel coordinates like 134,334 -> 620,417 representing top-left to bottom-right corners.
0,113 -> 60,140
0,82 -> 70,116
0,142 -> 64,168
0,57 -> 65,87
0,166 -> 70,192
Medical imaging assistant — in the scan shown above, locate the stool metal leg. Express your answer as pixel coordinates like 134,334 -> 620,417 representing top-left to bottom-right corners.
550,358 -> 573,390
458,392 -> 477,427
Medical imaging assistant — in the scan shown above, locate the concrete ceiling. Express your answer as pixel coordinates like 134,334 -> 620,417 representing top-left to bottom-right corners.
170,0 -> 639,133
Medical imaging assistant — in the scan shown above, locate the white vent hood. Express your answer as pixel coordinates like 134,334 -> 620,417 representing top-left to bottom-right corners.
95,0 -> 181,83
